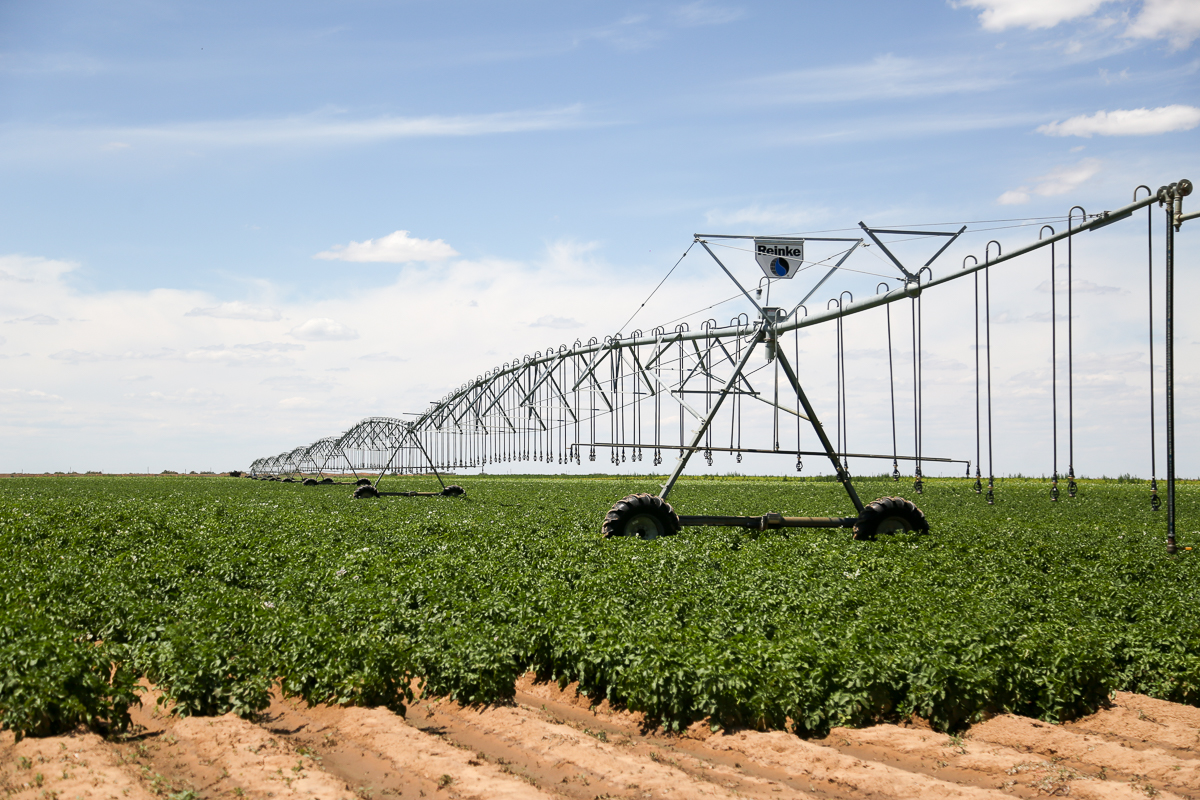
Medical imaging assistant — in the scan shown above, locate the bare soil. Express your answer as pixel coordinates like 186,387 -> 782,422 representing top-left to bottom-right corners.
3,683 -> 1197,800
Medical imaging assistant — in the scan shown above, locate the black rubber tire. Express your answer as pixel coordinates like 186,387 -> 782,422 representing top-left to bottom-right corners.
440,484 -> 465,496
355,478 -> 372,486
354,484 -> 380,499
320,477 -> 334,484
302,478 -> 318,486
282,477 -> 295,483
601,493 -> 681,540
852,496 -> 929,541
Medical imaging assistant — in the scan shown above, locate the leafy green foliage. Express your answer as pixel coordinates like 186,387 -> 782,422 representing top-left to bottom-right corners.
0,474 -> 1195,740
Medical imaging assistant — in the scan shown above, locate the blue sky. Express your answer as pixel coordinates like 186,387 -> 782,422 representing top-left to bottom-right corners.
1,0 -> 1198,477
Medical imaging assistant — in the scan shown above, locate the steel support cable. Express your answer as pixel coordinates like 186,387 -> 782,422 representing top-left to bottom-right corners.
615,243 -> 694,337
1137,186 -> 1161,511
1067,207 -> 1084,498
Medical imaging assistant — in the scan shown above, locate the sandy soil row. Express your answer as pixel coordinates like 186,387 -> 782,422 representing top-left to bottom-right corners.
2,684 -> 1196,800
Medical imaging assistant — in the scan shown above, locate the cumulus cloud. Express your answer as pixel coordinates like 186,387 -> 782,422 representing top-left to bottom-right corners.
314,230 -> 458,263
531,315 -> 584,329
1037,105 -> 1200,137
952,0 -> 1113,31
1125,0 -> 1200,50
184,301 -> 282,321
956,0 -> 1200,48
997,158 -> 1101,205
288,318 -> 360,341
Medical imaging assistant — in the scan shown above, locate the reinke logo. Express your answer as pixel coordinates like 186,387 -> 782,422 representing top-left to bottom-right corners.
753,239 -> 804,279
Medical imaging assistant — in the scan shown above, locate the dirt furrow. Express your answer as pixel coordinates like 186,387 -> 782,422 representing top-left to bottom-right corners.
0,729 -> 158,800
415,692 -> 815,799
1066,692 -> 1200,755
969,714 -> 1199,798
4,685 -> 1198,800
264,694 -> 556,800
123,696 -> 359,800
827,723 -> 1192,800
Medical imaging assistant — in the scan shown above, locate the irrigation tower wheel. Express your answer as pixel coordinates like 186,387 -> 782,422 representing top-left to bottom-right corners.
852,496 -> 929,541
354,484 -> 380,499
602,493 -> 681,540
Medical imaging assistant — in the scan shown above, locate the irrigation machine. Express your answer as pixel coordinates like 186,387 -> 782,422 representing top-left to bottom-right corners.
250,180 -> 1195,552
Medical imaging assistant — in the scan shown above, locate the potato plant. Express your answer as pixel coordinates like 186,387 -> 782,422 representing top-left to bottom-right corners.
0,474 -> 1195,740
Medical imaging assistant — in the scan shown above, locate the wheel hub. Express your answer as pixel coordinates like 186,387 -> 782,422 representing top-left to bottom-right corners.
624,513 -> 664,539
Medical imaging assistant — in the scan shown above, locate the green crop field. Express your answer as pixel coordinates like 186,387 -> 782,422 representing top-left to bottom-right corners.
1,474 -> 1197,742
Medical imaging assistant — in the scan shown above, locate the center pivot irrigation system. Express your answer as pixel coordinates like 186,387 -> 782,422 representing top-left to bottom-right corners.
250,180 -> 1195,551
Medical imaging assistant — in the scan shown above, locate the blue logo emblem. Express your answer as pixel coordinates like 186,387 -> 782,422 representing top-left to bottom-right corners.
771,257 -> 789,277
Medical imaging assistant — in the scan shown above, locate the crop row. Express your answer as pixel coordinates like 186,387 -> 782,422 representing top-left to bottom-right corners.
1,475 -> 1196,741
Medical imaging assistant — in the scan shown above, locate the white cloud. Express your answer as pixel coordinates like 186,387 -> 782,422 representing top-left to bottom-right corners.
29,106 -> 587,153
1125,0 -> 1200,50
1035,277 -> 1123,294
0,389 -> 63,403
185,301 -> 282,321
952,0 -> 1114,31
997,158 -> 1101,204
1037,105 -> 1200,137
278,397 -> 319,409
740,54 -> 1008,104
288,318 -> 360,341
6,314 -> 58,325
358,352 -> 407,362
260,375 -> 336,392
183,347 -> 296,366
704,204 -> 826,231
956,0 -> 1200,48
235,341 -> 306,352
314,230 -> 458,263
49,348 -> 175,363
531,315 -> 584,329
674,2 -> 744,26
997,190 -> 1031,205
0,255 -> 78,283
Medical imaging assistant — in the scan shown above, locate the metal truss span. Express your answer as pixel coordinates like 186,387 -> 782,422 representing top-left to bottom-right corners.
246,179 -> 1192,542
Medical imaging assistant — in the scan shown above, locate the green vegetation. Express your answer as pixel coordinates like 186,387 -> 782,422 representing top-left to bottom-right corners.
0,474 -> 1195,741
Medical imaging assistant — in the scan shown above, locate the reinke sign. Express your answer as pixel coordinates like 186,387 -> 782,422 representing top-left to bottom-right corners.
754,239 -> 804,279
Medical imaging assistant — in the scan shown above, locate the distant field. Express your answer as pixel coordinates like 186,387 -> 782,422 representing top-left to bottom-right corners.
1,474 -> 1196,741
